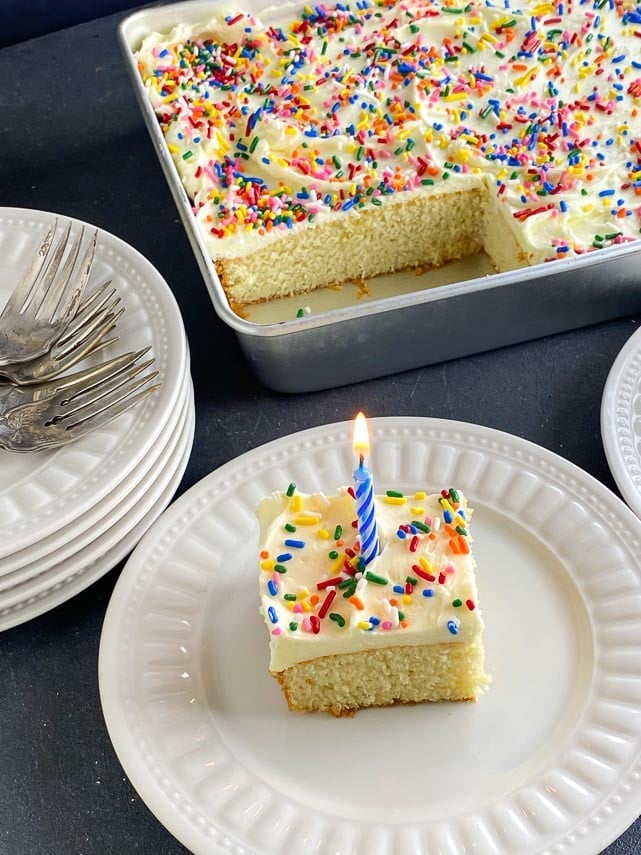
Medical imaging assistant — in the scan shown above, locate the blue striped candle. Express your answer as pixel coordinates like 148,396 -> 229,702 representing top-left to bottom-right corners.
353,413 -> 379,565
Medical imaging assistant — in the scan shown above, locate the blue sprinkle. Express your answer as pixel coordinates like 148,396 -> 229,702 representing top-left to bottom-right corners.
443,510 -> 453,524
408,524 -> 418,535
396,529 -> 407,539
447,619 -> 459,635
369,616 -> 381,626
268,606 -> 278,624
393,585 -> 405,594
284,539 -> 305,548
423,589 -> 435,598
276,552 -> 293,562
560,200 -> 568,213
267,580 -> 278,596
598,189 -> 615,197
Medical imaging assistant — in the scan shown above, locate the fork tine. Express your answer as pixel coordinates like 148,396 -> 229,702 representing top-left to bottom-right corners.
24,221 -> 72,317
56,301 -> 122,357
56,280 -> 115,346
58,384 -> 160,435
48,348 -> 150,393
60,360 -> 157,411
54,230 -> 97,325
54,370 -> 159,426
0,219 -> 57,318
37,225 -> 84,320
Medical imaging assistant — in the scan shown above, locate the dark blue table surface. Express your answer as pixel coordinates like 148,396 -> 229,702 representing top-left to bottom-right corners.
0,7 -> 640,855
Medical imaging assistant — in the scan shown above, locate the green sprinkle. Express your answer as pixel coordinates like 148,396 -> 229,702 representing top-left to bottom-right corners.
332,155 -> 342,170
365,571 -> 388,585
289,621 -> 299,631
452,599 -> 463,608
296,308 -> 304,318
450,488 -> 460,502
330,612 -> 346,627
338,578 -> 355,589
462,41 -> 475,52
605,232 -> 622,240
386,490 -> 404,498
372,197 -> 383,206
455,525 -> 468,536
329,550 -> 339,560
285,523 -> 297,532
444,161 -> 454,169
421,178 -> 435,185
182,151 -> 193,160
284,594 -> 297,602
342,585 -> 358,599
581,188 -> 588,196
410,23 -> 419,32
334,525 -> 343,540
274,564 -> 287,574
286,482 -> 296,497
249,136 -> 259,154
480,105 -> 493,119
443,172 -> 450,180
321,39 -> 328,54
411,520 -> 431,533
406,576 -> 418,585
398,611 -> 406,620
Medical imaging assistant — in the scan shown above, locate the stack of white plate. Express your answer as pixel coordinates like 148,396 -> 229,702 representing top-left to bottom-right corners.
0,208 -> 194,631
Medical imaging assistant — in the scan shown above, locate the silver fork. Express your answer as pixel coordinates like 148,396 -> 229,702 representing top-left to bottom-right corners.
0,281 -> 124,384
0,220 -> 96,367
0,350 -> 160,452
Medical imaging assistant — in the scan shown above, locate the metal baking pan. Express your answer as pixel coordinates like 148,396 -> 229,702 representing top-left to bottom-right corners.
119,0 -> 641,393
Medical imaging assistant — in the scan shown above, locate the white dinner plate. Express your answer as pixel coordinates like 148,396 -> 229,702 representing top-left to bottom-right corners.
0,374 -> 191,593
0,207 -> 187,559
0,357 -> 190,577
0,386 -> 194,632
601,324 -> 641,519
99,417 -> 641,855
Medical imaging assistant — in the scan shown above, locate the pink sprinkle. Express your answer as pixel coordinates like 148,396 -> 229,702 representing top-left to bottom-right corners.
382,621 -> 393,630
293,603 -> 303,613
445,563 -> 456,575
271,627 -> 282,635
302,616 -> 312,632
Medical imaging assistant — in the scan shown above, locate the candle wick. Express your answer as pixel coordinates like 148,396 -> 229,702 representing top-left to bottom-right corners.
359,453 -> 364,468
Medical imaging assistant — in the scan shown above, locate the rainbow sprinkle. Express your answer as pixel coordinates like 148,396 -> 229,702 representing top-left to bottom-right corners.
138,0 -> 641,259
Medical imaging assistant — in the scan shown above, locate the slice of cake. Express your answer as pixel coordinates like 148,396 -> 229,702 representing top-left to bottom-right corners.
258,485 -> 488,715
136,0 -> 641,308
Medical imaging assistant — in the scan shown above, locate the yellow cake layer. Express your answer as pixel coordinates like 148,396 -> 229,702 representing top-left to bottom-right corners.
274,636 -> 488,716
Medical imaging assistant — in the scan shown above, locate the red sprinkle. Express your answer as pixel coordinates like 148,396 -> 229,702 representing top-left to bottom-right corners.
318,589 -> 337,619
317,576 -> 342,590
409,535 -> 419,552
412,563 -> 436,582
438,572 -> 446,584
310,615 -> 321,634
466,599 -> 476,611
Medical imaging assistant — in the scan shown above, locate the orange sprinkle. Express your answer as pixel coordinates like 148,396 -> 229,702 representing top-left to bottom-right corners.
458,536 -> 470,554
349,595 -> 364,610
260,550 -> 269,559
389,598 -> 398,606
336,539 -> 344,547
400,620 -> 409,628
449,538 -> 461,554
310,594 -> 320,605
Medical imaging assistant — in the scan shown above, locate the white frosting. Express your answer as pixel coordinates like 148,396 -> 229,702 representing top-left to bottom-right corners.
258,489 -> 484,672
136,0 -> 641,266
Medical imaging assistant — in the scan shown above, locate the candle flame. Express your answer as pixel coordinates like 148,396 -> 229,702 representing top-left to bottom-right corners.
353,412 -> 370,454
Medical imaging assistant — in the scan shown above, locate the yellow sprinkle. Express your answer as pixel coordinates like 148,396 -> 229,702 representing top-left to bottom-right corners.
440,498 -> 454,512
454,515 -> 466,526
329,553 -> 347,574
514,69 -> 538,87
411,507 -> 425,515
385,496 -> 407,505
291,495 -> 303,513
414,491 -> 426,500
295,516 -> 321,525
301,600 -> 312,612
285,601 -> 295,611
582,204 -> 594,212
298,588 -> 310,598
419,557 -> 433,573
260,560 -> 275,571
285,126 -> 297,135
358,621 -> 371,631
443,92 -> 467,102
402,595 -> 413,604
167,143 -> 179,154
317,529 -> 331,539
